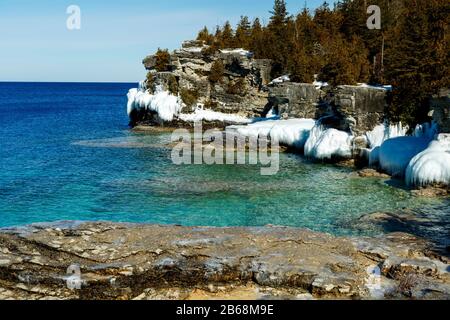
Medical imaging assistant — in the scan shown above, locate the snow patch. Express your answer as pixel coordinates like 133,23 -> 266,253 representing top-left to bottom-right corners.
179,109 -> 250,124
270,75 -> 290,85
313,80 -> 329,89
358,83 -> 393,91
304,125 -> 353,160
227,119 -> 315,149
220,48 -> 252,57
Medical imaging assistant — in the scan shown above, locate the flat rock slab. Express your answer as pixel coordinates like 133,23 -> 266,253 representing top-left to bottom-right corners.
0,222 -> 448,300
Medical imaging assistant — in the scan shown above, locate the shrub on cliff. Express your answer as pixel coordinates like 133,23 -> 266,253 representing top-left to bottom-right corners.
226,79 -> 247,96
197,26 -> 214,45
168,76 -> 179,95
154,48 -> 171,72
180,88 -> 199,107
145,72 -> 155,91
204,99 -> 219,109
208,60 -> 225,83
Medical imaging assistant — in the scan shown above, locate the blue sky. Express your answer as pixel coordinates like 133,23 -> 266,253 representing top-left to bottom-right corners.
0,0 -> 331,82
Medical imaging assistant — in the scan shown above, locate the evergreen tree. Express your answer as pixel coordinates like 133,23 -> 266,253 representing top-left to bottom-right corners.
197,26 -> 214,45
270,0 -> 288,25
385,0 -> 449,126
235,16 -> 252,49
220,21 -> 235,48
250,18 -> 265,58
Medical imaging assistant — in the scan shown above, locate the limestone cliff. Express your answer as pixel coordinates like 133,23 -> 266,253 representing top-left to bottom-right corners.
129,40 -> 393,139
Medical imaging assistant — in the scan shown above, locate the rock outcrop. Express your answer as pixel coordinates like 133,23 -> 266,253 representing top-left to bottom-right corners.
431,89 -> 450,134
138,41 -> 272,124
267,83 -> 324,119
324,85 -> 388,136
130,40 -> 392,136
0,222 -> 448,300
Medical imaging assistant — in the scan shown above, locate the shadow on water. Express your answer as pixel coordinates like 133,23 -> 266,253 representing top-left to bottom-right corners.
384,178 -> 412,191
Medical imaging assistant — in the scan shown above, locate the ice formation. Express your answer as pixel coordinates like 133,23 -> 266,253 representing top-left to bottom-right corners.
406,134 -> 450,187
378,136 -> 430,177
365,122 -> 408,167
366,122 -> 408,149
126,86 -> 184,122
368,121 -> 441,178
414,121 -> 439,140
179,109 -> 250,124
266,107 -> 279,119
227,119 -> 315,149
304,125 -> 353,160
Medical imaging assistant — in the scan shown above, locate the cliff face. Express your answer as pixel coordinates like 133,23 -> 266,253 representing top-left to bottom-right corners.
132,40 -> 390,138
143,40 -> 272,119
431,89 -> 450,134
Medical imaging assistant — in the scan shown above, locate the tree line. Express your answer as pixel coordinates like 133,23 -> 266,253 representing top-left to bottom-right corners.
195,0 -> 449,127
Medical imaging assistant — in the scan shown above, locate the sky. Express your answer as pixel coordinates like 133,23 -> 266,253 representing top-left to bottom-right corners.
0,0 -> 331,82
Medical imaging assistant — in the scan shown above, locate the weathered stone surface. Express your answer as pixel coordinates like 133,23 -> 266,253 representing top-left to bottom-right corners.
0,222 -> 448,300
268,83 -> 324,119
431,89 -> 450,134
324,86 -> 387,135
357,169 -> 390,179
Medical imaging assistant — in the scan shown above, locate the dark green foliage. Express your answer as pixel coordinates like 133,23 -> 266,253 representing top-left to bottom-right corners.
197,26 -> 214,45
180,88 -> 199,107
154,48 -> 171,72
145,72 -> 155,90
226,78 -> 247,96
168,76 -> 178,95
190,0 -> 449,127
204,99 -> 219,109
208,60 -> 225,83
384,0 -> 450,127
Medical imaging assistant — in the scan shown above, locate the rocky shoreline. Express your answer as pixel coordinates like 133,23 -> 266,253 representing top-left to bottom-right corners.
0,222 -> 448,300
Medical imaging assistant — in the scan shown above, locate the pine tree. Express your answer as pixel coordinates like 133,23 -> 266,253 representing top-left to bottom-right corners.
250,18 -> 265,58
267,0 -> 291,77
197,26 -> 214,45
270,0 -> 288,25
220,21 -> 235,48
235,16 -> 252,49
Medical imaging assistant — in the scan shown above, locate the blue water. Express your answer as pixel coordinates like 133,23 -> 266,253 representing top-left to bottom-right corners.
0,82 -> 448,237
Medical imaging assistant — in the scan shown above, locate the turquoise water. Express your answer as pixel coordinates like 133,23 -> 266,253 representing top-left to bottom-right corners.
0,82 -> 448,237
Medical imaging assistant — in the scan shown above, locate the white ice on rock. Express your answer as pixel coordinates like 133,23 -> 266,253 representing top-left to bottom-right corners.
374,121 -> 440,177
406,134 -> 450,187
304,125 -> 353,160
313,80 -> 329,89
220,48 -> 253,58
179,108 -> 250,124
127,86 -> 183,122
270,75 -> 290,85
378,136 -> 431,177
227,119 -> 316,149
365,122 -> 408,167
